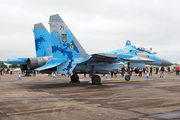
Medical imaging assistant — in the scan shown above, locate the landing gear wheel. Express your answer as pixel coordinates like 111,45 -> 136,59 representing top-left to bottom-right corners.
92,75 -> 101,85
71,74 -> 80,83
125,75 -> 130,81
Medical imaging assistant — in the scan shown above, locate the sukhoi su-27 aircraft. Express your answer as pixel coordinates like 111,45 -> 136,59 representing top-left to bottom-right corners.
34,14 -> 172,85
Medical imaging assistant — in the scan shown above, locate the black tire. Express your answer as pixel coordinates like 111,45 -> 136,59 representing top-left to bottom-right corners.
71,74 -> 79,82
92,75 -> 101,85
125,75 -> 130,81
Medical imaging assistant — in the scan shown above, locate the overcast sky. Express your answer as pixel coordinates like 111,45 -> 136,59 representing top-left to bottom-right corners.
0,0 -> 180,63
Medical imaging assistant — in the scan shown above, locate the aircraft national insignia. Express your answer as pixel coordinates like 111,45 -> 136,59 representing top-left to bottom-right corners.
70,45 -> 74,50
61,33 -> 68,43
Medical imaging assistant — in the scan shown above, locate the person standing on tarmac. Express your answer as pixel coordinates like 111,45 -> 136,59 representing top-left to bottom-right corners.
149,66 -> 153,76
134,68 -> 139,76
110,71 -> 114,78
2,67 -> 4,75
168,67 -> 170,74
176,65 -> 179,76
129,67 -> 133,76
121,66 -> 125,77
160,66 -> 164,78
114,71 -> 117,78
143,68 -> 146,74
145,68 -> 148,74
139,68 -> 142,77
156,67 -> 159,74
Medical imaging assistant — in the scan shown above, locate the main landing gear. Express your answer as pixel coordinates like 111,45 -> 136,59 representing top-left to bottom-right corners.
90,66 -> 101,85
70,65 -> 102,85
70,74 -> 80,83
70,73 -> 101,85
91,75 -> 101,85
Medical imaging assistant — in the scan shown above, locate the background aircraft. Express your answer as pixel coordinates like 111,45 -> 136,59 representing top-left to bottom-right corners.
35,14 -> 173,85
3,23 -> 52,72
104,40 -> 172,68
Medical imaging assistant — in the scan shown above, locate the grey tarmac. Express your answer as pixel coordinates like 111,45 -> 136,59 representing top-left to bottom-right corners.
0,73 -> 180,120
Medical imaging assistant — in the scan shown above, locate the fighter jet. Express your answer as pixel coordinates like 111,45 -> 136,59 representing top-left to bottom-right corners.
34,14 -> 172,84
3,23 -> 52,72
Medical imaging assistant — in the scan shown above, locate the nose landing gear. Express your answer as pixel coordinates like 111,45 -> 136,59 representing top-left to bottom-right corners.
125,75 -> 130,81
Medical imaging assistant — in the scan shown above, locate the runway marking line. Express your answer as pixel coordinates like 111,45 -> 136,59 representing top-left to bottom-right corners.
101,79 -> 146,83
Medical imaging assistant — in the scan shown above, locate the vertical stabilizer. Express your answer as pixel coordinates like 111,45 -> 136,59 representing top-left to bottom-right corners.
34,23 -> 52,57
49,14 -> 88,59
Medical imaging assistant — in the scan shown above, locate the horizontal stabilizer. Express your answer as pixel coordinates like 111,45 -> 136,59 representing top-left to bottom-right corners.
35,56 -> 89,75
3,58 -> 28,65
34,59 -> 68,71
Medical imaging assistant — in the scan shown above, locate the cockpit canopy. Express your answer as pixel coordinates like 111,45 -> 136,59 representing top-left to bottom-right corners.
137,47 -> 157,54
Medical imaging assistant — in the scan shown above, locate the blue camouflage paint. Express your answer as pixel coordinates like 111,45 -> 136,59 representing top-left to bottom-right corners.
124,45 -> 161,61
51,30 -> 63,57
61,31 -> 79,74
104,40 -> 163,65
34,29 -> 52,57
124,46 -> 137,56
52,45 -> 61,53
51,29 -> 80,74
71,40 -> 79,53
62,43 -> 74,74
35,35 -> 46,51
3,58 -> 28,64
62,54 -> 73,74
17,58 -> 28,62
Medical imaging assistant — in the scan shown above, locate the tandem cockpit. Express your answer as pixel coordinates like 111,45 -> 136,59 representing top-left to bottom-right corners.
136,47 -> 157,54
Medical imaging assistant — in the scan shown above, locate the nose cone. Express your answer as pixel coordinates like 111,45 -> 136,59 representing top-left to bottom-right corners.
161,58 -> 173,66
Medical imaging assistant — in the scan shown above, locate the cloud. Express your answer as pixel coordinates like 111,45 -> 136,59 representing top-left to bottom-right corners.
0,0 -> 180,63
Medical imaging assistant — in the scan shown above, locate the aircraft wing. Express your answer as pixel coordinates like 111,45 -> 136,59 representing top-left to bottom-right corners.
92,53 -> 118,58
85,53 -> 155,67
82,53 -> 133,63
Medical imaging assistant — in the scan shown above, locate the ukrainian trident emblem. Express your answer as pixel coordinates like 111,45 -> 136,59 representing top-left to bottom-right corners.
61,33 -> 68,43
